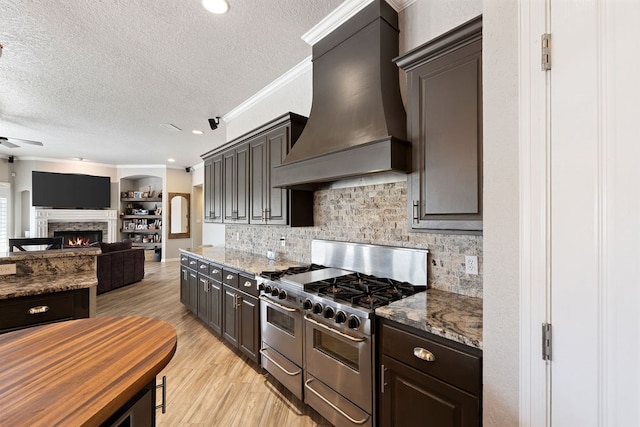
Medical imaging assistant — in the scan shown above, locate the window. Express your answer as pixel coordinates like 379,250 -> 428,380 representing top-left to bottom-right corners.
0,183 -> 10,253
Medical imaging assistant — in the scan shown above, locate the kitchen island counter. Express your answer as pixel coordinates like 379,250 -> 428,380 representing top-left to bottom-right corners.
376,289 -> 483,349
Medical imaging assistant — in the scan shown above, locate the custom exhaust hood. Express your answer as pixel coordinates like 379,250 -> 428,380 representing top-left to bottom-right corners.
272,0 -> 409,190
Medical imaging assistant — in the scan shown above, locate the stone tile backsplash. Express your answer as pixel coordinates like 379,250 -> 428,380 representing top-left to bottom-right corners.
225,181 -> 482,298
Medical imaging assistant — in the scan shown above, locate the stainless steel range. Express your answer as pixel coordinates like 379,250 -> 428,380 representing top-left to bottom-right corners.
258,240 -> 428,427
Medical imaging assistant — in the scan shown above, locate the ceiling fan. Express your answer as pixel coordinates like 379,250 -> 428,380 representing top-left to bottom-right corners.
0,136 -> 44,148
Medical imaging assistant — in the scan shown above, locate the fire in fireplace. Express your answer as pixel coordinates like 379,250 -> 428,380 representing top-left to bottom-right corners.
53,230 -> 103,248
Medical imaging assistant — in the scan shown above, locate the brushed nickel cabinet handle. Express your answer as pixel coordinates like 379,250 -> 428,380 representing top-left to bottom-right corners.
381,364 -> 387,393
243,280 -> 252,288
304,378 -> 370,425
155,375 -> 167,414
211,269 -> 220,274
259,348 -> 301,376
413,347 -> 435,362
28,306 -> 49,315
412,200 -> 419,224
181,257 -> 187,262
189,260 -> 197,265
226,274 -> 234,280
199,264 -> 208,269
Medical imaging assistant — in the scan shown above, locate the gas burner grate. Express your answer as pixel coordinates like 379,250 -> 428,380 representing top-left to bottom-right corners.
351,294 -> 391,309
314,283 -> 364,301
260,264 -> 327,281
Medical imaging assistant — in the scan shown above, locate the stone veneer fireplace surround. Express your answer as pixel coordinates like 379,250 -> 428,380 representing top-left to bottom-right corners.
33,209 -> 118,243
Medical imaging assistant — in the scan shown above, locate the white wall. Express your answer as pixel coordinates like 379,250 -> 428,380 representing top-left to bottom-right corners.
482,0 -> 520,425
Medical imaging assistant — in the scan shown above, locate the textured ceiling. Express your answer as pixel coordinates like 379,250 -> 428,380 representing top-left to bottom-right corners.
0,0 -> 344,168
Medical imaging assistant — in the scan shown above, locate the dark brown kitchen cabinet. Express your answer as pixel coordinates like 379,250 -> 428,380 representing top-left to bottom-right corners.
0,288 -> 90,334
395,16 -> 483,233
223,143 -> 249,224
201,112 -> 312,227
180,256 -> 198,313
378,318 -> 482,427
203,154 -> 223,223
222,272 -> 260,364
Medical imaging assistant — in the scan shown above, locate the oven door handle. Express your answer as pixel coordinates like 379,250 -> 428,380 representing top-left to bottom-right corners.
304,315 -> 366,343
259,348 -> 301,376
304,378 -> 370,425
258,295 -> 298,313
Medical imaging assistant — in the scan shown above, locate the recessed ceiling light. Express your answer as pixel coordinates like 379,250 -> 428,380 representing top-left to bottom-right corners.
168,158 -> 176,163
192,130 -> 204,135
202,0 -> 229,14
73,157 -> 84,161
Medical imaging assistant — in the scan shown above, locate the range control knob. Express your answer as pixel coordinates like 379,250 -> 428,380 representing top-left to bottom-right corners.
278,290 -> 287,300
258,283 -> 265,291
271,288 -> 279,297
312,303 -> 323,314
323,306 -> 335,319
264,285 -> 272,294
334,311 -> 347,324
303,299 -> 313,310
347,315 -> 361,330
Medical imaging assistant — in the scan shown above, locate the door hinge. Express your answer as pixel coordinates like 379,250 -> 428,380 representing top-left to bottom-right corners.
542,322 -> 552,361
541,33 -> 552,71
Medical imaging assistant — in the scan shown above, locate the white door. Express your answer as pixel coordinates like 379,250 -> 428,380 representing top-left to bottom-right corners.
545,1 -> 640,425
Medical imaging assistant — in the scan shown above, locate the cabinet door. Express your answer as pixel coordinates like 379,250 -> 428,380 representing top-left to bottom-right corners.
223,151 -> 236,222
265,126 -> 289,225
235,144 -> 249,224
380,355 -> 479,427
249,135 -> 267,224
207,279 -> 222,335
222,285 -> 239,348
203,158 -> 213,222
180,266 -> 189,306
405,37 -> 482,232
197,274 -> 209,323
188,271 -> 198,313
238,293 -> 260,363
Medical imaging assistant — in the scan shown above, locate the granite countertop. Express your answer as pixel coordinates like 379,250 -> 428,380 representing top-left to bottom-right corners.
180,247 -> 303,275
375,289 -> 483,349
0,248 -> 100,262
0,271 -> 97,300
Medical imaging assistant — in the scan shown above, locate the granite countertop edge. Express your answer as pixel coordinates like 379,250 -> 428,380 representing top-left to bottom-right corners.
0,271 -> 97,300
180,247 -> 303,275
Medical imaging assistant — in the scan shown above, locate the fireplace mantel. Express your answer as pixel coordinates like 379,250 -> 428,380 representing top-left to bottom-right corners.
33,209 -> 118,243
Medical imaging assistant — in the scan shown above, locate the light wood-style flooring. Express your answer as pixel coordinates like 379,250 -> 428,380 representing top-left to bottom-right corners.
96,260 -> 332,427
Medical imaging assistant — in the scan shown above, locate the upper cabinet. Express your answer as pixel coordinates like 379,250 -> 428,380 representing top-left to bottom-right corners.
396,16 -> 483,234
202,112 -> 313,227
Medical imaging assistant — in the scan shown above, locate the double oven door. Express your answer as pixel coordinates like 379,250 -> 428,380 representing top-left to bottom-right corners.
304,314 -> 373,427
259,295 -> 304,400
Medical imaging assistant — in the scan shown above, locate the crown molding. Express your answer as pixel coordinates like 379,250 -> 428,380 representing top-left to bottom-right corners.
223,56 -> 312,122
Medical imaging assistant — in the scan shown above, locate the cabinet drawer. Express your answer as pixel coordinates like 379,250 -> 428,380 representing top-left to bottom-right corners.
0,290 -> 89,333
238,274 -> 258,297
222,269 -> 239,288
208,263 -> 223,282
381,322 -> 481,395
187,257 -> 198,270
180,253 -> 190,266
197,260 -> 211,276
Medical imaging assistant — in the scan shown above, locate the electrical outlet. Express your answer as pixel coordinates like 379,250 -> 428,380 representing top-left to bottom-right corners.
465,256 -> 478,275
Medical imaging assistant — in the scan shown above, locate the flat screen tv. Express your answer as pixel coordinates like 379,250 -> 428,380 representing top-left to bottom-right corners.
32,171 -> 111,208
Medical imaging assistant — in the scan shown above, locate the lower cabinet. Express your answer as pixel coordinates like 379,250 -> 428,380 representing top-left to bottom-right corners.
378,319 -> 482,427
222,283 -> 260,364
179,254 -> 260,365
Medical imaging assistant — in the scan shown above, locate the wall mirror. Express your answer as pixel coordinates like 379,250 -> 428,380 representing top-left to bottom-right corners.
168,192 -> 190,239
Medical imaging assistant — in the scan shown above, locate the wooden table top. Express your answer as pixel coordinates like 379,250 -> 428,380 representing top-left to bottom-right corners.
0,316 -> 177,426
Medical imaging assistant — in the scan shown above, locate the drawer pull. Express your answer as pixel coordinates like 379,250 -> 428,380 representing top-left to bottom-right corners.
212,269 -> 220,274
243,280 -> 252,288
155,375 -> 167,414
413,347 -> 435,362
189,260 -> 197,265
199,264 -> 208,269
181,257 -> 187,262
226,274 -> 234,280
28,306 -> 49,315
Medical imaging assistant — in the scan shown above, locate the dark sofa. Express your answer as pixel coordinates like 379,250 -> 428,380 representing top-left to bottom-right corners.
96,240 -> 145,295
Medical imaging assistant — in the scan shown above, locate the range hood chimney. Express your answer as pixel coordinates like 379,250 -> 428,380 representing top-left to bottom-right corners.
272,0 -> 409,190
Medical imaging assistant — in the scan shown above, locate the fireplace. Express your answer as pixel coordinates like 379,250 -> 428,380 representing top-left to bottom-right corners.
54,230 -> 103,248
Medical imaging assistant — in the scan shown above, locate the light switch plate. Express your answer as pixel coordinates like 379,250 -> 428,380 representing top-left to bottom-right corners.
0,263 -> 17,275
